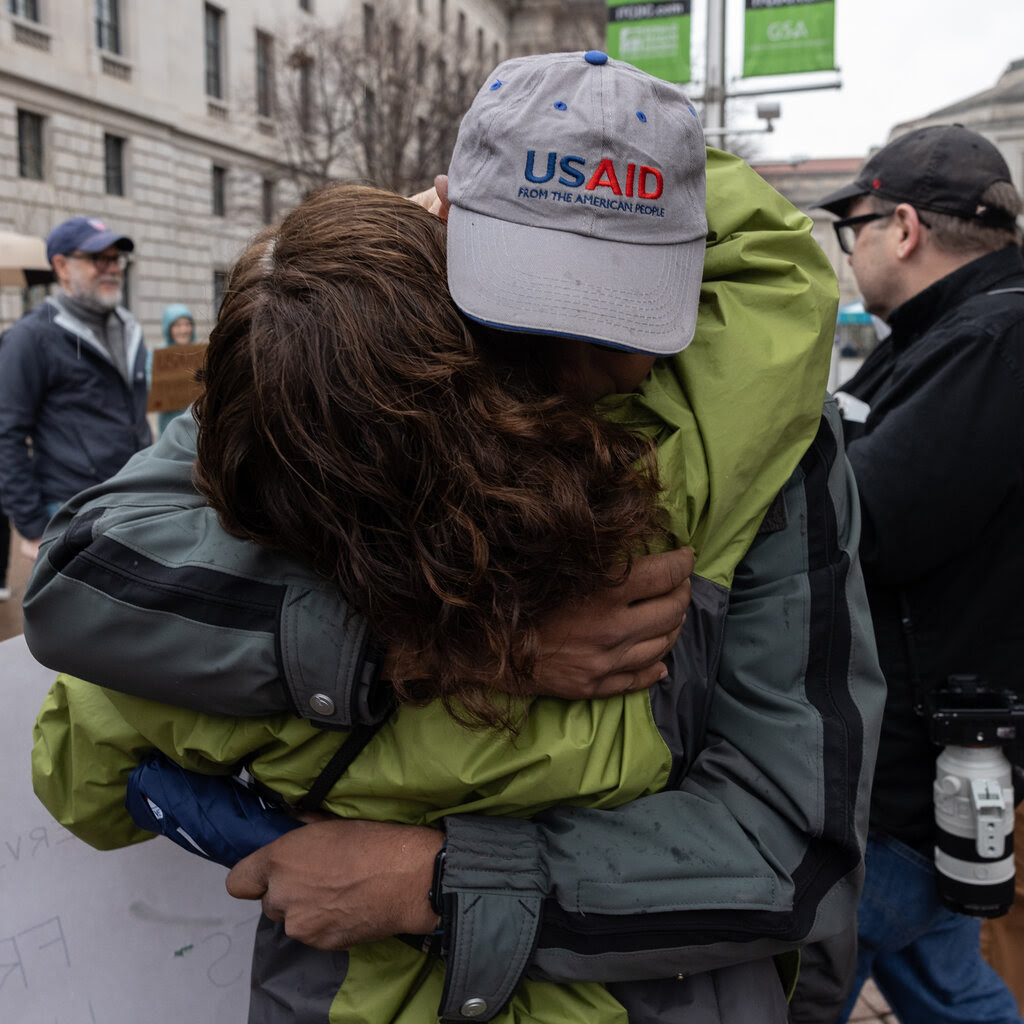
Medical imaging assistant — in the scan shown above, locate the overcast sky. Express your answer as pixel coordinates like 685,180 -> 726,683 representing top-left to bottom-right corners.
700,0 -> 1024,164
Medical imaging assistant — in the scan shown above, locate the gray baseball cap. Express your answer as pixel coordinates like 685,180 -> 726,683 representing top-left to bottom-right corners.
446,50 -> 708,356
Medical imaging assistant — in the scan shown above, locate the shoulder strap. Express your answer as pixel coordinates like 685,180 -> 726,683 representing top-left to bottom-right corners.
296,705 -> 395,812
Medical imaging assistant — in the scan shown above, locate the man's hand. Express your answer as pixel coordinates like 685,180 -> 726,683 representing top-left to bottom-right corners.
20,536 -> 41,560
226,819 -> 442,949
533,546 -> 694,699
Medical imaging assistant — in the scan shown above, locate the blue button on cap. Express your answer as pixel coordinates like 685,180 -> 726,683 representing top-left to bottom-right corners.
584,50 -> 608,65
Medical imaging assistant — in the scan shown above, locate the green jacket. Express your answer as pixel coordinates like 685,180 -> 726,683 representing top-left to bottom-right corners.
29,151 -> 884,1024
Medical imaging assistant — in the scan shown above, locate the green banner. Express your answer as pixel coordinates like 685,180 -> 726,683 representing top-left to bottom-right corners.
606,1 -> 692,84
743,0 -> 835,78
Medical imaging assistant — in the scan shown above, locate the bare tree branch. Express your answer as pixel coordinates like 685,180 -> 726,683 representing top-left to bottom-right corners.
272,2 -> 490,196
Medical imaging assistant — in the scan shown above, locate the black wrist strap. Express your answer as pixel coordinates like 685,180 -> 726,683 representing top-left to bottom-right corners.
428,841 -> 448,916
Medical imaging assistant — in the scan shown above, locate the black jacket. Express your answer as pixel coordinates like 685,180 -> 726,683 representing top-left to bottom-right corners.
0,297 -> 150,538
840,244 -> 1024,853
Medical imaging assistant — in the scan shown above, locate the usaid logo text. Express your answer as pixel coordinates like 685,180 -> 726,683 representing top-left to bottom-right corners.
524,151 -> 664,199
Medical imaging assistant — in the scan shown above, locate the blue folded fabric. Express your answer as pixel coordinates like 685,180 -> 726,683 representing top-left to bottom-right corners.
125,752 -> 303,868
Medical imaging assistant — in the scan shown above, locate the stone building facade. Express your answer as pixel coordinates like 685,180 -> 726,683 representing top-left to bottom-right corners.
507,0 -> 604,55
893,58 -> 1024,188
0,0 -> 510,336
5,2 -> 1019,350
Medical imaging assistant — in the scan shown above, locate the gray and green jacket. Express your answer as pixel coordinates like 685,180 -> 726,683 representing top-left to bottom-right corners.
27,151 -> 885,1023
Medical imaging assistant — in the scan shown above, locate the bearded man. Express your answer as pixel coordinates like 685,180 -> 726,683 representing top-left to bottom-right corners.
0,216 -> 150,559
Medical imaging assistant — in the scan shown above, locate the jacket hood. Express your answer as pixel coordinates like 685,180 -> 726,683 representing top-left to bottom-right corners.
161,304 -> 195,346
600,148 -> 837,588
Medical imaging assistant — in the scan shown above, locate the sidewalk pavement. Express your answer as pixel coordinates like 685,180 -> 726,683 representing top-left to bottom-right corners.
0,522 -> 27,643
849,979 -> 899,1023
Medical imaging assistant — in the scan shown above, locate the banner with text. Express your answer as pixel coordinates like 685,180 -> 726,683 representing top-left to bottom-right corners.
743,0 -> 835,78
606,1 -> 692,84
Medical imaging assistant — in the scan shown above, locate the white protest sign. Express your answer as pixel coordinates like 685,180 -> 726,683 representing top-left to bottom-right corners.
0,635 -> 255,1023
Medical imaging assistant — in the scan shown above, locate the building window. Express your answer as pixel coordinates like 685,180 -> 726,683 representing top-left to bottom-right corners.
9,0 -> 41,21
256,30 -> 274,118
298,0 -> 311,10
261,178 -> 275,225
104,133 -> 125,195
17,108 -> 44,180
212,270 -> 228,318
205,4 -> 224,99
477,27 -> 484,61
439,0 -> 446,33
121,261 -> 132,310
212,164 -> 226,216
298,60 -> 312,132
362,3 -> 374,47
415,41 -> 425,85
21,281 -> 48,318
95,0 -> 121,54
456,10 -> 465,47
364,86 -> 376,132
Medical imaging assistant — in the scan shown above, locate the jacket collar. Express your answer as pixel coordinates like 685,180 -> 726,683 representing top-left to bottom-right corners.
887,245 -> 1024,348
44,295 -> 145,376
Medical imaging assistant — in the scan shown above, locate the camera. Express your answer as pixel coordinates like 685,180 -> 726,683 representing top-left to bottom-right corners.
926,675 -> 1024,917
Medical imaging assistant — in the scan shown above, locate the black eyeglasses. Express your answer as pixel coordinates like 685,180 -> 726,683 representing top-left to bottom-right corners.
833,209 -> 932,255
832,212 -> 892,255
67,250 -> 131,271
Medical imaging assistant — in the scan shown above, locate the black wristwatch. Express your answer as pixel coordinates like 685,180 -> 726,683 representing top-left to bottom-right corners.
428,840 -> 447,916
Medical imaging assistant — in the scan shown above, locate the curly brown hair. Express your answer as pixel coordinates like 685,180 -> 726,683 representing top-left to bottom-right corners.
193,184 -> 664,729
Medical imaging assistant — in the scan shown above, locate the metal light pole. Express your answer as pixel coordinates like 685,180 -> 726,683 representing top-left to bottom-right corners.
697,0 -> 840,140
703,0 -> 726,136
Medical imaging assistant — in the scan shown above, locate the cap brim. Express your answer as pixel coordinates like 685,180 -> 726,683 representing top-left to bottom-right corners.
447,205 -> 706,357
814,180 -> 869,216
79,231 -> 135,253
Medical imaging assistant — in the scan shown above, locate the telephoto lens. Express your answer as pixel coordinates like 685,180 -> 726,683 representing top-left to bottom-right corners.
933,744 -> 1015,917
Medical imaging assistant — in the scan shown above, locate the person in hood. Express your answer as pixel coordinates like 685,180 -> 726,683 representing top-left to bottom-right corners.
155,303 -> 197,436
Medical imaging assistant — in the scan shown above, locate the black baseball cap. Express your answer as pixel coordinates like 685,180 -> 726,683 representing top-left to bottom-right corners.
816,124 -> 1016,225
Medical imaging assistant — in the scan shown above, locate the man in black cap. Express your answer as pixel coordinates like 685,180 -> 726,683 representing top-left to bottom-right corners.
0,217 -> 150,561
806,124 -> 1024,1023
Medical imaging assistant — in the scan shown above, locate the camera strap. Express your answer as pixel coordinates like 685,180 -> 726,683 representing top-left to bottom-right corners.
899,590 -> 929,716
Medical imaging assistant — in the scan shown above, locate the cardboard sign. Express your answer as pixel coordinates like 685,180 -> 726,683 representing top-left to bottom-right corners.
147,344 -> 207,414
0,635 -> 254,1023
